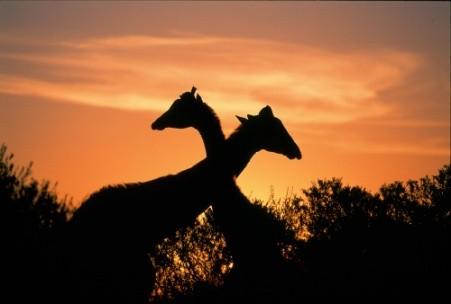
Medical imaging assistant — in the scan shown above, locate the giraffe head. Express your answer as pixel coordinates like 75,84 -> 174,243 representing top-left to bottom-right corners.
236,106 -> 302,160
151,86 -> 204,130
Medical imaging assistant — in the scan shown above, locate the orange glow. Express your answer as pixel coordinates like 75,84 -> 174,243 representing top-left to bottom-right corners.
0,34 -> 420,123
0,3 -> 449,205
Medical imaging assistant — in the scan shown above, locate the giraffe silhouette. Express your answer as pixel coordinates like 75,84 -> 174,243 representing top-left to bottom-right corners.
152,87 -> 301,175
65,92 -> 301,303
152,87 -> 303,301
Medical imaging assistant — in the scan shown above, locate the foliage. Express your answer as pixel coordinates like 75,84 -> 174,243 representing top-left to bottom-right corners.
151,164 -> 450,301
1,142 -> 449,301
0,144 -> 73,302
0,144 -> 72,229
151,207 -> 232,300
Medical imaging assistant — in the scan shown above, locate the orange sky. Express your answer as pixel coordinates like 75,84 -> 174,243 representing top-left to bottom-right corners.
0,2 -> 449,205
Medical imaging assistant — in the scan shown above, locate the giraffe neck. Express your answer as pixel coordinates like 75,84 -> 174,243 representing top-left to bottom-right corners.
223,123 -> 260,178
192,103 -> 261,177
195,102 -> 226,158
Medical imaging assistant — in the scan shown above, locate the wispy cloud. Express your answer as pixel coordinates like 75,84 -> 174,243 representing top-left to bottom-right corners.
0,34 -> 421,124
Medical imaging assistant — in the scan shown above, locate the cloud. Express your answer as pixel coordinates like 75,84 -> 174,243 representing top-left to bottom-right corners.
0,34 -> 421,125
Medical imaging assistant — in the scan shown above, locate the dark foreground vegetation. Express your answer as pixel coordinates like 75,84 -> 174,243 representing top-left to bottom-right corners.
1,143 -> 449,302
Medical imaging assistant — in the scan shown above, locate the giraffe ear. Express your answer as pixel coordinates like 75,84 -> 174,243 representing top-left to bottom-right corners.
247,114 -> 257,120
236,115 -> 248,124
259,105 -> 274,118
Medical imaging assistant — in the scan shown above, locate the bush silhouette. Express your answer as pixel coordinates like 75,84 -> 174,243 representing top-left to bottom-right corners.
1,141 -> 449,302
0,144 -> 72,303
151,165 -> 450,302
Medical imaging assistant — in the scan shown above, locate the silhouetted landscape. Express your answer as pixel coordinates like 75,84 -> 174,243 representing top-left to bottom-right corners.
1,137 -> 449,302
0,80 -> 448,304
1,1 -> 449,302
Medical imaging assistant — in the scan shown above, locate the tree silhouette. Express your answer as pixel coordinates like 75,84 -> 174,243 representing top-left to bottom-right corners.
150,164 -> 450,301
0,144 -> 72,303
295,165 -> 451,298
1,141 -> 449,302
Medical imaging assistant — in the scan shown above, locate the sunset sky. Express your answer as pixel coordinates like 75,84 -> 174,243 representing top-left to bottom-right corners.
1,2 -> 449,206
